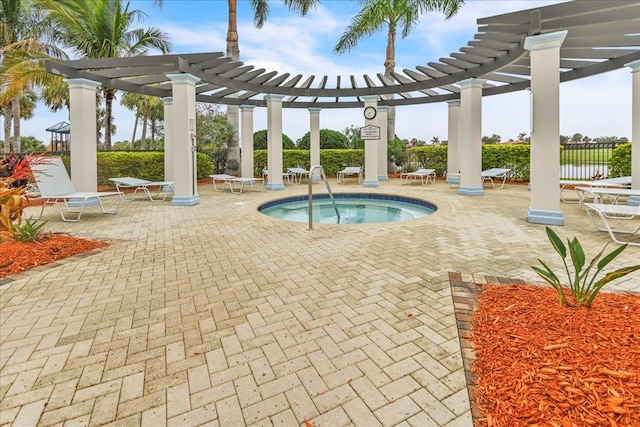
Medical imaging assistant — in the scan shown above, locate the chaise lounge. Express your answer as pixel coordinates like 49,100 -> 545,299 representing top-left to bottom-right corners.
30,157 -> 124,222
400,168 -> 437,186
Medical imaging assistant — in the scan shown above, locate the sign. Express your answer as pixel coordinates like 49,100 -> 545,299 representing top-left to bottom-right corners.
361,125 -> 380,140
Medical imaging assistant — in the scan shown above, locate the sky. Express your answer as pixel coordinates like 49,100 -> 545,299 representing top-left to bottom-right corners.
21,0 -> 635,146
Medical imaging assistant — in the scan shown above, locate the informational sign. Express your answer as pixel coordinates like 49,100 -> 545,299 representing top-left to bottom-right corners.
361,125 -> 381,140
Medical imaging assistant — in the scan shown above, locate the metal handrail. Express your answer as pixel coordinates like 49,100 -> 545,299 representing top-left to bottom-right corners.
308,165 -> 340,230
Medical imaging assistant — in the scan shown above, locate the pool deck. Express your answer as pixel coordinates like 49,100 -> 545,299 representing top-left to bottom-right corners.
1,178 -> 638,426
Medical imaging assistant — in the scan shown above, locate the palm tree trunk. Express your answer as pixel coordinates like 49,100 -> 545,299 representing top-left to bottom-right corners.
11,96 -> 21,152
225,0 -> 241,175
104,89 -> 115,151
3,115 -> 11,153
384,24 -> 397,171
141,116 -> 148,150
131,113 -> 139,146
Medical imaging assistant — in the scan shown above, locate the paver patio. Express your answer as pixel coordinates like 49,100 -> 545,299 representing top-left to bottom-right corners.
1,179 -> 638,426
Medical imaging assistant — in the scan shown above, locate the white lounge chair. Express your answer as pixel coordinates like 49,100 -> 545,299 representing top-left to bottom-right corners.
262,169 -> 293,185
575,186 -> 640,205
30,157 -> 124,222
400,168 -> 436,186
210,174 -> 263,194
583,202 -> 640,246
337,166 -> 363,184
287,167 -> 310,184
109,177 -> 174,201
481,168 -> 511,189
559,179 -> 626,203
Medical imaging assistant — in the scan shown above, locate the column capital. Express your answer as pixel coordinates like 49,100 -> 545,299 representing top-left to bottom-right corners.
377,105 -> 389,112
458,78 -> 486,90
446,99 -> 461,107
264,94 -> 285,102
166,73 -> 199,85
161,96 -> 173,105
361,95 -> 379,103
64,78 -> 100,90
240,105 -> 256,111
524,30 -> 568,52
625,59 -> 640,73
308,107 -> 321,113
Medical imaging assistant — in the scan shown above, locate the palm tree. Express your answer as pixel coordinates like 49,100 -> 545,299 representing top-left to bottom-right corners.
39,0 -> 171,150
223,0 -> 321,174
1,0 -> 63,152
334,0 -> 464,144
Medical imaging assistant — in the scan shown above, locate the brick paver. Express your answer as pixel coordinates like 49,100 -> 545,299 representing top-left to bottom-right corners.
1,179 -> 639,426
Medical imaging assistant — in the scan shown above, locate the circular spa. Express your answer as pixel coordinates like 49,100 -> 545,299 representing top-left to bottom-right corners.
258,193 -> 437,225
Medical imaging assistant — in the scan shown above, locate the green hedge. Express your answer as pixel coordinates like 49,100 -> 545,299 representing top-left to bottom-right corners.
253,149 -> 364,177
58,152 -> 213,186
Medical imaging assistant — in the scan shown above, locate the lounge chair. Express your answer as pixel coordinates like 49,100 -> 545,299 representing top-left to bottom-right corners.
108,177 -> 174,201
481,168 -> 511,189
400,168 -> 436,186
575,186 -> 640,205
337,166 -> 363,184
287,167 -> 310,184
262,169 -> 293,185
210,174 -> 263,194
30,157 -> 124,222
583,202 -> 640,246
559,179 -> 626,203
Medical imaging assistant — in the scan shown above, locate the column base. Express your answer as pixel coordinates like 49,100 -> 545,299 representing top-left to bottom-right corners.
266,183 -> 285,191
527,208 -> 564,225
627,196 -> 640,206
457,186 -> 484,196
171,195 -> 200,206
363,180 -> 379,188
446,174 -> 460,185
378,175 -> 389,181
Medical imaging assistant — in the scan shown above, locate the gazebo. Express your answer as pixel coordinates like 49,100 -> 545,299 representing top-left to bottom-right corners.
44,0 -> 640,225
44,121 -> 70,151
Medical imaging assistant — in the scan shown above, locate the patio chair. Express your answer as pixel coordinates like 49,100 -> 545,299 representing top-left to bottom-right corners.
583,202 -> 640,246
209,174 -> 263,194
337,166 -> 363,184
108,177 -> 174,201
400,168 -> 436,186
481,168 -> 511,189
262,169 -> 293,185
287,167 -> 310,184
30,157 -> 124,222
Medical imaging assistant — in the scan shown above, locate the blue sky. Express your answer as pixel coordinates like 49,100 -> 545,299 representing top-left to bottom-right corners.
25,0 -> 633,145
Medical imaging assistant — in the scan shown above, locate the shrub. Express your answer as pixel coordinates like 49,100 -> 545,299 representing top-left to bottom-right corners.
297,129 -> 348,149
11,218 -> 47,242
608,142 -> 631,178
533,226 -> 640,307
253,130 -> 295,150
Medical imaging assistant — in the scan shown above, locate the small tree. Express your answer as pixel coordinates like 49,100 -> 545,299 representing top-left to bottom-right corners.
253,130 -> 295,150
297,129 -> 348,149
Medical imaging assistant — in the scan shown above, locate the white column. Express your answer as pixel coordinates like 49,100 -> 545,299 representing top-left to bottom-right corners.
446,99 -> 461,185
265,94 -> 285,190
525,31 -> 568,225
362,95 -> 379,188
240,105 -> 255,178
377,105 -> 389,181
65,78 -> 100,192
308,107 -> 321,182
626,59 -> 640,206
167,73 -> 200,206
162,97 -> 173,181
457,78 -> 485,196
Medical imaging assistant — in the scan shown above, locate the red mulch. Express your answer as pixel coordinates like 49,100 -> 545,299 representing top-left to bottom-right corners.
0,231 -> 108,278
471,283 -> 640,427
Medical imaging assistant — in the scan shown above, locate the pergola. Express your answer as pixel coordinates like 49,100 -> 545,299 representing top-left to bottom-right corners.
44,0 -> 640,225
